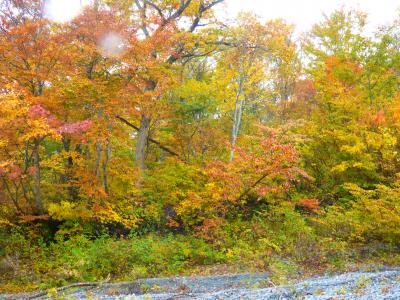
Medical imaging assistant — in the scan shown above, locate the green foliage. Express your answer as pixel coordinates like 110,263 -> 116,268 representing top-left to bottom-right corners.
0,231 -> 226,292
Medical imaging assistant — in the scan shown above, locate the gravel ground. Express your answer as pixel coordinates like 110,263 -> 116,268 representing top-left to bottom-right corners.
2,269 -> 400,299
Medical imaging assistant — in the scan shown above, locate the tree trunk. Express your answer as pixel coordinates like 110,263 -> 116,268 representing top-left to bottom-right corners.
62,138 -> 79,201
229,112 -> 238,162
24,141 -> 29,172
135,114 -> 151,170
33,139 -> 43,215
229,74 -> 245,162
95,142 -> 102,177
103,139 -> 110,194
229,99 -> 244,161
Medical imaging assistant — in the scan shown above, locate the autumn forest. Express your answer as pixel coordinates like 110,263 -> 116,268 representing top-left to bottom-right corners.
1,0 -> 400,292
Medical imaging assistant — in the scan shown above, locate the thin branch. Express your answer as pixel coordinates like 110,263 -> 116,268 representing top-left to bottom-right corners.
143,0 -> 166,22
28,283 -> 99,299
208,40 -> 271,53
1,176 -> 23,214
169,0 -> 193,21
189,0 -> 224,32
236,173 -> 269,202
203,0 -> 225,11
135,0 -> 150,37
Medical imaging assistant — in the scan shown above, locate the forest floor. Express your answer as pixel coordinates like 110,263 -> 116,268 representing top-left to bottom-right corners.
2,268 -> 400,299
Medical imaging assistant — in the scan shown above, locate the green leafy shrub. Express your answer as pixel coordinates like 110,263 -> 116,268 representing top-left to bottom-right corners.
0,232 -> 227,291
317,182 -> 400,246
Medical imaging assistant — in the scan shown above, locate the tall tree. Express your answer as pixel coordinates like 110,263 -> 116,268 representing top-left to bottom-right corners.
117,0 -> 225,171
0,0 -> 69,214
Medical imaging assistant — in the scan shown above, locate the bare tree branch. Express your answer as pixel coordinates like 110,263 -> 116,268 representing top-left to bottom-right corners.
207,40 -> 271,53
203,0 -> 225,11
236,173 -> 269,202
169,0 -> 193,21
143,0 -> 166,22
135,0 -> 150,37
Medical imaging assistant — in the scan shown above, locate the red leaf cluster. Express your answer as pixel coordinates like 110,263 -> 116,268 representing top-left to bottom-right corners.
297,198 -> 320,212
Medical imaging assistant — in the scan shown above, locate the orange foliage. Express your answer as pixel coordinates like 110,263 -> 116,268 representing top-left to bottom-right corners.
297,198 -> 320,212
19,215 -> 50,223
207,127 -> 308,204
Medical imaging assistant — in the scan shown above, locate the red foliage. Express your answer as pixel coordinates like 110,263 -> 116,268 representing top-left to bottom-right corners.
28,104 -> 92,135
7,164 -> 22,180
373,110 -> 385,126
364,110 -> 386,128
195,218 -> 223,241
297,198 -> 320,212
166,218 -> 180,228
58,120 -> 92,135
207,127 -> 308,203
294,80 -> 316,102
28,104 -> 52,119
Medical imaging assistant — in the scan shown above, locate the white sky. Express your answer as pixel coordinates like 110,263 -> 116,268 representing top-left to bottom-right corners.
43,0 -> 82,23
45,0 -> 400,33
222,0 -> 400,33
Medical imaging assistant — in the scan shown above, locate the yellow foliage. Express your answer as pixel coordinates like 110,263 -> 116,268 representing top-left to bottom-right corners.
48,201 -> 93,221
